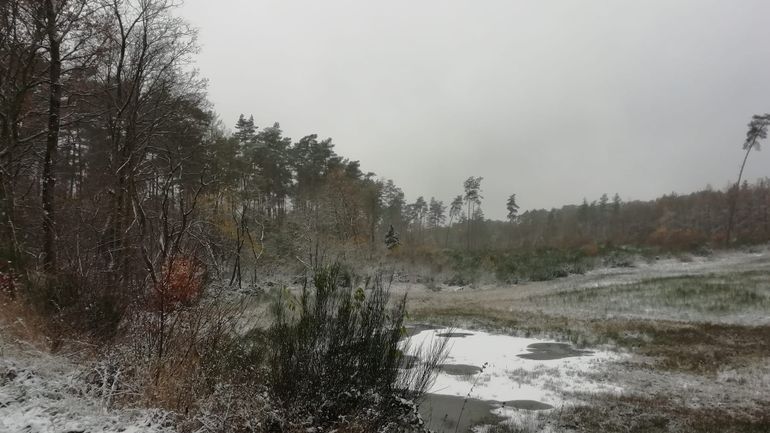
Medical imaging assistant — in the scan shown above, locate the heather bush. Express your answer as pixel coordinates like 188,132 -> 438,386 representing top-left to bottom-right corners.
268,264 -> 447,431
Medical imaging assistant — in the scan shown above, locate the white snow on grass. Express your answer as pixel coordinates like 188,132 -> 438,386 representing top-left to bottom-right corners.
0,341 -> 175,433
408,328 -> 622,407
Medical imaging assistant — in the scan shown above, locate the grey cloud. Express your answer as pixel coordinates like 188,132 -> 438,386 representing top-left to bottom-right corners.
180,0 -> 770,219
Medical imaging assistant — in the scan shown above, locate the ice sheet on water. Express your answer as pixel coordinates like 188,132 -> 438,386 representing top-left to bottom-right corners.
407,328 -> 622,407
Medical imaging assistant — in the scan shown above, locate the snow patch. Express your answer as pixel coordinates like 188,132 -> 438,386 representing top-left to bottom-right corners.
0,343 -> 175,433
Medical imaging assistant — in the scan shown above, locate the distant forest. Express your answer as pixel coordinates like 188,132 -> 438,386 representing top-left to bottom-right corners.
1,0 -> 768,290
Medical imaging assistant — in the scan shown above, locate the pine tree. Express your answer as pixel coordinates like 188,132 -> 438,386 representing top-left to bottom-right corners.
727,113 -> 769,243
449,196 -> 464,223
506,194 -> 520,222
413,196 -> 427,230
234,114 -> 256,145
612,193 -> 622,215
463,176 -> 483,250
428,197 -> 446,228
599,193 -> 609,213
446,195 -> 464,247
385,225 -> 400,250
578,199 -> 589,219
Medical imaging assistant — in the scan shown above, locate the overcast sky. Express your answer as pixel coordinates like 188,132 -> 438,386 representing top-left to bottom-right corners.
179,0 -> 770,220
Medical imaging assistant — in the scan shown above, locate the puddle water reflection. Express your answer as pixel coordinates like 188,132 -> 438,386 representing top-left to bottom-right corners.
420,394 -> 505,433
439,364 -> 483,376
517,342 -> 594,360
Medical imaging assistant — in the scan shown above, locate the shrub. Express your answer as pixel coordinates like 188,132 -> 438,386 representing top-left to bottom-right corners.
268,264 -> 447,430
444,251 -> 483,285
119,287 -> 266,414
0,249 -> 27,299
647,227 -> 707,251
22,271 -> 128,340
150,256 -> 207,313
491,249 -> 593,283
0,264 -> 18,298
580,242 -> 600,257
602,250 -> 635,268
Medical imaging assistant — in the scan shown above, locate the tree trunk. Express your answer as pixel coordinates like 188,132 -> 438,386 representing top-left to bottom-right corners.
726,141 -> 755,244
42,0 -> 62,270
466,202 -> 472,251
0,132 -> 18,261
445,216 -> 453,248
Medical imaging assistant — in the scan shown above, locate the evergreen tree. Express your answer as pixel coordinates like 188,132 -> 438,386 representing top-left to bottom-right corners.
599,193 -> 609,213
252,122 -> 293,216
727,113 -> 769,243
612,193 -> 622,215
446,195 -> 464,247
291,134 -> 336,208
382,180 -> 406,235
463,176 -> 483,250
385,225 -> 400,250
413,196 -> 428,229
428,197 -> 446,228
449,195 -> 464,224
506,194 -> 520,222
578,198 -> 590,235
234,114 -> 256,146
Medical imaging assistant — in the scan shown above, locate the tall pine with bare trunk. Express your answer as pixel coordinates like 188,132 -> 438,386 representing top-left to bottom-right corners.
727,114 -> 769,244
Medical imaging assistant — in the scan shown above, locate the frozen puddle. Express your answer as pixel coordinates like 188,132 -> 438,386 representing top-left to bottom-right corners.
407,327 -> 621,432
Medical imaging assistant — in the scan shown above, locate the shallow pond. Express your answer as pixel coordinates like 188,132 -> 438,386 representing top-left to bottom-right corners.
407,326 -> 619,432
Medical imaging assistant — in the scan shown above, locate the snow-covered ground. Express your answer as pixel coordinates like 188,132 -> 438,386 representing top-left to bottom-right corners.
0,333 -> 174,433
405,247 -> 770,323
406,248 -> 770,431
3,247 -> 766,433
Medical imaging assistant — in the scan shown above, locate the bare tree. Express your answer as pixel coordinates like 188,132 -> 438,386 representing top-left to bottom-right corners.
91,0 -> 200,282
40,0 -> 97,269
0,0 -> 47,260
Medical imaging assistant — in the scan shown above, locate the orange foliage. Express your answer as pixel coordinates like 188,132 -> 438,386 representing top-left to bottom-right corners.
647,228 -> 705,250
151,256 -> 206,311
580,243 -> 600,257
711,231 -> 728,245
0,261 -> 18,298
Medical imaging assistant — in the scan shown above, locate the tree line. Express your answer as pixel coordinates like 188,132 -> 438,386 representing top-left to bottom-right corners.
1,0 -> 214,311
2,0 -> 769,303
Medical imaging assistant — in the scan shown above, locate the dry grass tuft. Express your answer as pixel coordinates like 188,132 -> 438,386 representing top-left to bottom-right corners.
564,395 -> 770,433
0,293 -> 51,351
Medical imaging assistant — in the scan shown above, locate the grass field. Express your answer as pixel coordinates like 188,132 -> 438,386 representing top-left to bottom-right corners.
525,271 -> 770,323
407,251 -> 770,432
